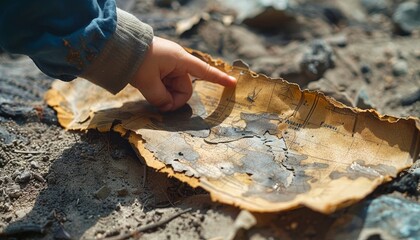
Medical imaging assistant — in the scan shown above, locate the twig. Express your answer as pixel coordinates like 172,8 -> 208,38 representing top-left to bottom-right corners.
160,185 -> 175,208
13,150 -> 46,154
103,208 -> 192,240
142,165 -> 147,188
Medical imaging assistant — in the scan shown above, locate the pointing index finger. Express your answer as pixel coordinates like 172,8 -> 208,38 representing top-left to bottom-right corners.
184,53 -> 237,87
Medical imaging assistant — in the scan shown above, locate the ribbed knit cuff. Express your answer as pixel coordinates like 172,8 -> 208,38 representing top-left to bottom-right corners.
80,9 -> 154,94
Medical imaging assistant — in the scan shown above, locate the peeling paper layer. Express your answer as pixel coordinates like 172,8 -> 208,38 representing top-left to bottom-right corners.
45,50 -> 420,213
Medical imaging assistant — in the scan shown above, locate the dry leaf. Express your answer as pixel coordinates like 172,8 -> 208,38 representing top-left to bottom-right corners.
45,49 -> 420,213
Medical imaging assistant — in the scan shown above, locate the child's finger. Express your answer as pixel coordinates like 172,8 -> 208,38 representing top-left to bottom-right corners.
137,75 -> 174,111
184,54 -> 237,87
166,74 -> 193,111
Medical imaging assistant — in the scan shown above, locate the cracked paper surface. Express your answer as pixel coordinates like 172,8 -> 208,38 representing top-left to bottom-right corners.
45,50 -> 420,213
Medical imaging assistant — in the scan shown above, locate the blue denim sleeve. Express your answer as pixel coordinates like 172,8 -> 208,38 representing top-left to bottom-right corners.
0,0 -> 117,81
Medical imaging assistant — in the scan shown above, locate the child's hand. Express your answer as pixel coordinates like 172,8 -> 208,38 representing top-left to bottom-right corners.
130,37 -> 237,112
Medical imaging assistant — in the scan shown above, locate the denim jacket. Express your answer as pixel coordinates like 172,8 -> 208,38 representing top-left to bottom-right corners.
0,0 -> 153,93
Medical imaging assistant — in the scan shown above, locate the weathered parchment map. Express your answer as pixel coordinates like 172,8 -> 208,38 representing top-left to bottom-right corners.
45,50 -> 420,213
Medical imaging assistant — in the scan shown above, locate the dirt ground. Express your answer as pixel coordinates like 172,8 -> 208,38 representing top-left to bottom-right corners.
1,0 -> 420,239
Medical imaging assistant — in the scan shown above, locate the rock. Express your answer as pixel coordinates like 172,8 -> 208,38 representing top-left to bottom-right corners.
7,185 -> 22,199
15,171 -> 31,184
0,126 -> 14,145
4,203 -> 13,212
3,176 -> 12,184
415,50 -> 420,59
30,160 -> 40,169
361,0 -> 389,14
131,188 -> 141,195
400,89 -> 420,106
327,195 -> 420,239
15,209 -> 27,219
360,63 -> 371,74
32,172 -> 46,183
115,203 -> 122,211
221,0 -> 297,30
4,214 -> 13,223
325,34 -> 348,48
412,168 -> 420,177
360,63 -> 372,82
94,185 -> 111,200
356,88 -> 375,109
176,13 -> 206,36
393,2 -> 420,34
226,210 -> 257,240
116,188 -> 129,197
389,172 -> 419,194
322,7 -> 346,26
300,40 -> 335,82
227,26 -> 267,59
392,60 -> 408,76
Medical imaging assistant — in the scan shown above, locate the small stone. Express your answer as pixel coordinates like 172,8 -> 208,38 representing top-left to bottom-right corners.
131,188 -> 141,195
400,89 -> 420,106
300,39 -> 335,82
3,202 -> 12,212
361,0 -> 389,14
412,168 -> 420,177
11,170 -> 20,180
5,214 -> 12,222
30,160 -> 40,169
15,209 -> 27,219
326,34 -> 347,47
393,2 -> 420,34
392,60 -> 408,76
415,50 -> 420,59
360,63 -> 371,74
115,203 -> 122,211
116,188 -> 129,197
94,185 -> 111,200
32,172 -> 46,183
327,195 -> 420,239
390,173 -> 419,194
7,185 -> 22,199
0,126 -> 14,145
111,149 -> 125,159
290,222 -> 298,230
356,88 -> 375,109
3,176 -> 12,184
15,171 -> 31,184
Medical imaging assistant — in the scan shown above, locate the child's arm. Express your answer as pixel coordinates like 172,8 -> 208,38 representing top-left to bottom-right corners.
0,1 -> 236,111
